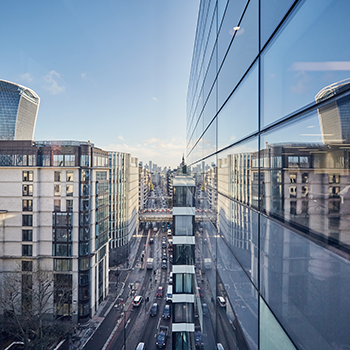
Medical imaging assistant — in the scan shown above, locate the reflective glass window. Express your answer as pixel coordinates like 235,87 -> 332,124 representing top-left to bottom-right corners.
261,0 -> 350,127
218,62 -> 258,150
218,0 -> 258,109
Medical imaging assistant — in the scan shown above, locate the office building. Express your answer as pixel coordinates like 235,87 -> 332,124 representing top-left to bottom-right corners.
108,152 -> 139,264
187,0 -> 350,349
0,140 -> 109,322
0,80 -> 40,140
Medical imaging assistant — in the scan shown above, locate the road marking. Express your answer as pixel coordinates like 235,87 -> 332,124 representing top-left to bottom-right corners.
124,271 -> 130,283
125,319 -> 131,329
157,317 -> 161,329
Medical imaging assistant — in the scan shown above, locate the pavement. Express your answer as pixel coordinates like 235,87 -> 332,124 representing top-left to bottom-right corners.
66,232 -> 144,350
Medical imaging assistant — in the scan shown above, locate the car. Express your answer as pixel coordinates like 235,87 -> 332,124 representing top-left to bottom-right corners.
149,238 -> 154,244
197,286 -> 204,298
217,296 -> 226,308
136,343 -> 146,350
162,252 -> 167,260
169,255 -> 173,263
162,237 -> 166,242
195,331 -> 204,348
202,303 -> 208,316
216,344 -> 225,350
168,246 -> 173,253
150,303 -> 158,316
169,272 -> 173,284
162,242 -> 166,249
162,304 -> 171,319
162,259 -> 167,269
157,286 -> 163,297
132,295 -> 143,307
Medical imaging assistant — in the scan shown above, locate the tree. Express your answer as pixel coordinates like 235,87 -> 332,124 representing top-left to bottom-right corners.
0,263 -> 73,349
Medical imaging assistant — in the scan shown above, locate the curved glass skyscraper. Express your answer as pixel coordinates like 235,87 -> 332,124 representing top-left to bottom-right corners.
0,79 -> 40,140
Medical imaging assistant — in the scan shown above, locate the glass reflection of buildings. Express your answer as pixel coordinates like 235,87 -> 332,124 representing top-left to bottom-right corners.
187,0 -> 350,349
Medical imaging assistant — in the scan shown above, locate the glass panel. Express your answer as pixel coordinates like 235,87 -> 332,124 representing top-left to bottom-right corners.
262,0 -> 350,127
260,215 -> 350,349
218,0 -> 258,109
218,62 -> 258,150
260,297 -> 296,350
261,96 -> 350,249
174,216 -> 193,236
218,137 -> 258,208
260,0 -> 295,48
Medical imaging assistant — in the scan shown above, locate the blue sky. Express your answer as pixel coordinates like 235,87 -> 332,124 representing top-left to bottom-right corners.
0,0 -> 200,168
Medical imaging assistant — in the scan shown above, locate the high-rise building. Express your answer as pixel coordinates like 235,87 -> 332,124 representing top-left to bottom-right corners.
108,152 -> 139,264
0,140 -> 110,323
0,80 -> 40,140
187,1 -> 350,349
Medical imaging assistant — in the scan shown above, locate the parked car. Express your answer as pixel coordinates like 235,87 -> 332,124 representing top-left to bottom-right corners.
150,303 -> 158,316
162,304 -> 171,319
169,272 -> 173,284
157,286 -> 163,297
217,296 -> 226,308
149,238 -> 154,244
162,252 -> 167,260
169,255 -> 173,263
132,295 -> 143,307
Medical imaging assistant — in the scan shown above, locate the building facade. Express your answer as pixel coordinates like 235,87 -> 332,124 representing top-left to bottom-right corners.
0,140 -> 109,323
0,80 -> 40,141
187,0 -> 350,349
108,152 -> 139,265
172,175 -> 197,348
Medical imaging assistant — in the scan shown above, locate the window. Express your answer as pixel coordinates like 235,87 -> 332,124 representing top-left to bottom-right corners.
329,201 -> 340,214
175,273 -> 193,293
54,199 -> 61,211
23,184 -> 33,196
329,187 -> 340,198
22,245 -> 33,256
66,199 -> 73,211
66,185 -> 73,197
290,173 -> 297,183
302,201 -> 308,215
54,259 -> 72,271
288,157 -> 298,168
173,303 -> 194,323
79,258 -> 90,270
22,215 -> 33,226
22,229 -> 33,241
22,261 -> 33,271
65,155 -> 75,166
174,216 -> 193,236
53,154 -> 64,166
22,200 -> 33,211
329,174 -> 340,184
290,202 -> 297,216
54,171 -> 61,182
23,171 -> 33,182
80,155 -> 90,167
302,186 -> 308,198
53,243 -> 72,257
66,171 -> 73,182
289,186 -> 296,198
54,184 -> 61,196
302,173 -> 308,184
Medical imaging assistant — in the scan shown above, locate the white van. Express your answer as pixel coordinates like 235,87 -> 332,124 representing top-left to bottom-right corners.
167,229 -> 172,236
136,342 -> 146,350
166,285 -> 173,302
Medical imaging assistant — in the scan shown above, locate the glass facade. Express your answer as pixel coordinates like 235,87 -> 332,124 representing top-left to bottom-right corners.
0,80 -> 40,140
187,0 -> 350,349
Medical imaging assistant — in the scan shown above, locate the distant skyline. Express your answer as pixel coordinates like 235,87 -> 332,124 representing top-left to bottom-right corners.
0,0 -> 200,168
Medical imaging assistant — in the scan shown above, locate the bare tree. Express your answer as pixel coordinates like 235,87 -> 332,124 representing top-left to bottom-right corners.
0,262 -> 74,349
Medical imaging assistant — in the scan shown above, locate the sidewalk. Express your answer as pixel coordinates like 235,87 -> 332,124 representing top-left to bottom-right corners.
70,232 -> 144,350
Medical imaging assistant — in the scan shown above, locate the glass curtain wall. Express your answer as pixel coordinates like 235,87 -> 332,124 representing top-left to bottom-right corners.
187,0 -> 350,349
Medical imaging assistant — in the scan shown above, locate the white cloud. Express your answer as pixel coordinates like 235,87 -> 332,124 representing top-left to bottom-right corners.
118,135 -> 125,141
100,137 -> 186,168
19,73 -> 33,83
81,72 -> 87,79
152,97 -> 158,102
42,70 -> 65,95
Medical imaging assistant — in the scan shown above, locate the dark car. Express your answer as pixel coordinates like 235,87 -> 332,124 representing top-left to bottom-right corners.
162,242 -> 166,249
150,303 -> 158,316
162,304 -> 171,319
202,303 -> 209,316
195,331 -> 204,348
150,238 -> 154,244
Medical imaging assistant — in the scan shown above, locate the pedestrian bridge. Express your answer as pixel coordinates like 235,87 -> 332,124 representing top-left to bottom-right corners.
139,210 -> 216,223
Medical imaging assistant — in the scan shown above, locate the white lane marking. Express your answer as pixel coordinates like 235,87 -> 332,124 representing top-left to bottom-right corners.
157,317 -> 161,329
125,319 -> 131,329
